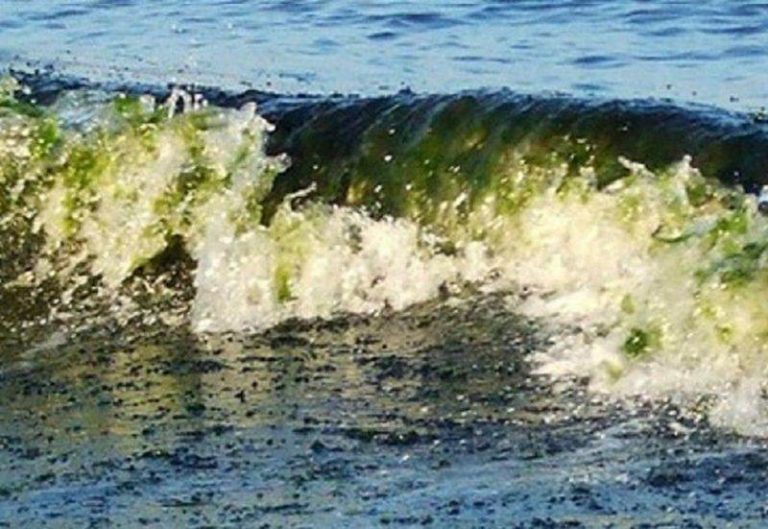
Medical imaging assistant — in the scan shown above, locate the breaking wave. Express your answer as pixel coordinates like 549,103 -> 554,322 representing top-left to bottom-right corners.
4,74 -> 768,434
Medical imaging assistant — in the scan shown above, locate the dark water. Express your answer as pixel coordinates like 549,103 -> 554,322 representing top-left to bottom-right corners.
2,1 -> 768,110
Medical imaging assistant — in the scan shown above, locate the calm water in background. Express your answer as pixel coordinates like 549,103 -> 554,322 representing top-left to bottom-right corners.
1,0 -> 768,111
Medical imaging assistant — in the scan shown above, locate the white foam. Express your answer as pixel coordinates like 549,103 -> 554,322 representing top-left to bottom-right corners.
490,161 -> 768,436
191,204 -> 493,332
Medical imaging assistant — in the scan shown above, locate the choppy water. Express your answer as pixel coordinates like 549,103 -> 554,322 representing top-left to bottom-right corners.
4,2 -> 768,527
2,1 -> 768,110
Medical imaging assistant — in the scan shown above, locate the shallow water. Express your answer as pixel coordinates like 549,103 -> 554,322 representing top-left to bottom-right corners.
3,294 -> 768,528
2,1 -> 768,110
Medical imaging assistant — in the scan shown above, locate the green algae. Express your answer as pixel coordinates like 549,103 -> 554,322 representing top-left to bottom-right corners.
622,326 -> 662,359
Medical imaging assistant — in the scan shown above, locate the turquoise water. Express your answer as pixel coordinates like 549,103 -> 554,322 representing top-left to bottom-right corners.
2,1 -> 768,110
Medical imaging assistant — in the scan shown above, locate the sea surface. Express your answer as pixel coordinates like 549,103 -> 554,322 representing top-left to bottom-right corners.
2,2 -> 768,528
2,0 -> 768,110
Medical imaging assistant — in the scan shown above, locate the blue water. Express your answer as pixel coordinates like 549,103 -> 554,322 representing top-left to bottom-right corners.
1,0 -> 768,111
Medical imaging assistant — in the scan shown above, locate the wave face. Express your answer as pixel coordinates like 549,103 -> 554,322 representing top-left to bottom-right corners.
5,76 -> 768,434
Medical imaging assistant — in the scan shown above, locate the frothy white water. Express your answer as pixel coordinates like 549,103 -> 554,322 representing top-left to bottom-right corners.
491,160 -> 768,436
191,206 -> 488,332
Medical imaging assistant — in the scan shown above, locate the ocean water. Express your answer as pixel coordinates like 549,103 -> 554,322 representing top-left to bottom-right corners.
2,0 -> 768,110
3,2 -> 768,527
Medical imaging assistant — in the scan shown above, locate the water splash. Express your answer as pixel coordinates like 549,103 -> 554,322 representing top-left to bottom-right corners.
5,82 -> 768,435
